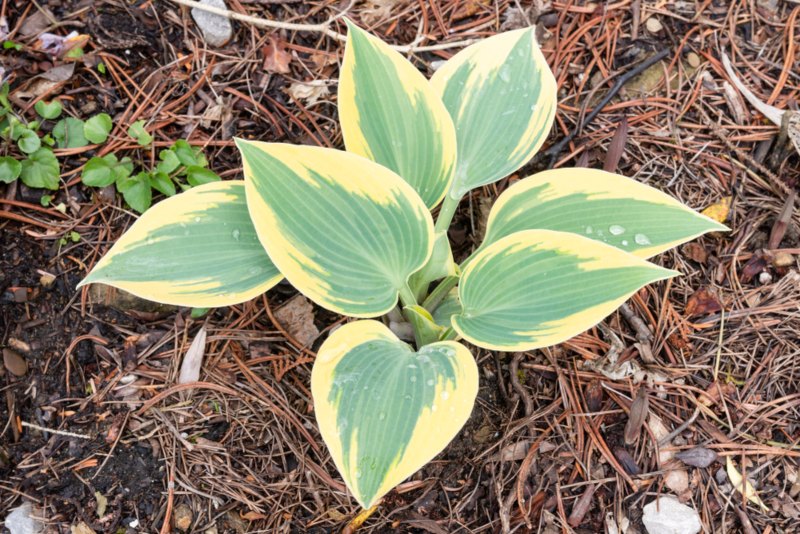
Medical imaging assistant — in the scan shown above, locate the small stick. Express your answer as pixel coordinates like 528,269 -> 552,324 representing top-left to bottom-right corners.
21,421 -> 92,439
545,49 -> 671,166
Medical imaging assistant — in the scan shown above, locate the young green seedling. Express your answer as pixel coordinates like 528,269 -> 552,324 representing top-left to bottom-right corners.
78,22 -> 727,509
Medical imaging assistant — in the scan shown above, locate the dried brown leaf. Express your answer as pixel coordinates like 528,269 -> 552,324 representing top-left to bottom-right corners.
624,387 -> 649,445
603,116 -> 628,173
274,295 -> 320,346
262,36 -> 292,74
685,288 -> 721,317
683,242 -> 708,263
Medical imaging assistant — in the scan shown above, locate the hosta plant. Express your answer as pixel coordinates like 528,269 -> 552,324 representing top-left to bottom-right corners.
78,21 -> 726,509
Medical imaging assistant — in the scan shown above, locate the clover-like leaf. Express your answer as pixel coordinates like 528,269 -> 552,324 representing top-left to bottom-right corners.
20,148 -> 59,190
479,169 -> 729,259
0,156 -> 22,184
79,181 -> 281,306
431,27 -> 557,197
453,230 -> 678,350
116,171 -> 152,213
312,320 -> 478,508
238,140 -> 434,318
127,120 -> 153,146
339,20 -> 457,209
84,113 -> 112,144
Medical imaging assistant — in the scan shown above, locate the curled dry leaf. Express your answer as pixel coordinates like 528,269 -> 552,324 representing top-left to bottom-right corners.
685,288 -> 722,317
286,81 -> 330,106
726,457 -> 770,512
675,447 -> 718,468
262,36 -> 292,74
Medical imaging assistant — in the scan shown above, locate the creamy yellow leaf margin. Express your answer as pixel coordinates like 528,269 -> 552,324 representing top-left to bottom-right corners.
237,140 -> 434,318
312,320 -> 478,508
78,181 -> 282,307
431,27 -> 557,197
339,20 -> 457,209
481,169 -> 729,259
453,229 -> 679,350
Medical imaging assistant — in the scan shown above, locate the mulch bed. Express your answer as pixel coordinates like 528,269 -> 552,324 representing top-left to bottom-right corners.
2,1 -> 799,532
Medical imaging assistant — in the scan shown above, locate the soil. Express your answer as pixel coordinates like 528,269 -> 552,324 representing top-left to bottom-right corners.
2,1 -> 800,533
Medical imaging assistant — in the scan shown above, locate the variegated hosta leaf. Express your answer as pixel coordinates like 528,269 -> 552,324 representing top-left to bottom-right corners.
312,320 -> 478,508
339,21 -> 457,208
237,140 -> 434,318
453,230 -> 678,350
431,288 -> 462,328
431,27 -> 557,198
78,181 -> 281,306
480,169 -> 728,259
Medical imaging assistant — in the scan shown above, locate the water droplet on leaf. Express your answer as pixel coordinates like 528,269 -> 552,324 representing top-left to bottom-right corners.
609,224 -> 625,235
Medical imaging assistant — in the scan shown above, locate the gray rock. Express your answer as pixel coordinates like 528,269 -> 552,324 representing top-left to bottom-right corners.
191,0 -> 233,47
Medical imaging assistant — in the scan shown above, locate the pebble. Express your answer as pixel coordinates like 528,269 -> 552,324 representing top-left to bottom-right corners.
645,17 -> 663,33
686,52 -> 701,68
173,503 -> 193,532
191,0 -> 233,47
3,348 -> 28,377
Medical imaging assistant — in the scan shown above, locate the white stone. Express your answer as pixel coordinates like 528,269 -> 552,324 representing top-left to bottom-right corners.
642,496 -> 701,534
5,502 -> 44,534
191,0 -> 233,47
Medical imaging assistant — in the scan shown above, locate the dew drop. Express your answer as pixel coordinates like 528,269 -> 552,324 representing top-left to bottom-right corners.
194,216 -> 201,223
378,412 -> 386,421
355,469 -> 362,479
431,404 -> 437,412
232,229 -> 241,241
410,376 -> 417,383
426,379 -> 434,387
585,225 -> 593,234
621,240 -> 628,246
609,224 -> 625,235
499,65 -> 511,83
407,364 -> 417,369
634,233 -> 651,245
441,391 -> 450,401
146,237 -> 155,245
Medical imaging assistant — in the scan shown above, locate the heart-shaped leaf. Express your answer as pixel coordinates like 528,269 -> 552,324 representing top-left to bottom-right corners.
84,113 -> 113,144
339,20 -> 457,208
431,28 -> 557,197
34,99 -> 63,120
238,140 -> 434,317
453,230 -> 678,350
479,168 -> 728,259
0,156 -> 22,184
79,181 -> 281,306
312,320 -> 477,508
